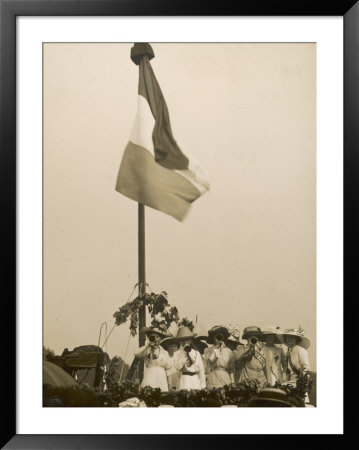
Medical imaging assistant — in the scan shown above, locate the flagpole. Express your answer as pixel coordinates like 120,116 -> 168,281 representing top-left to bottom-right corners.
138,203 -> 146,381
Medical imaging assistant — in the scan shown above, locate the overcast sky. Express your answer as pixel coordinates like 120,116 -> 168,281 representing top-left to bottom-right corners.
43,43 -> 316,369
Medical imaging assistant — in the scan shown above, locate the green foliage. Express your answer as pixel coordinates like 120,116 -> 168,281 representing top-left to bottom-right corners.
96,379 -> 262,407
308,371 -> 317,406
273,371 -> 313,400
113,291 -> 180,336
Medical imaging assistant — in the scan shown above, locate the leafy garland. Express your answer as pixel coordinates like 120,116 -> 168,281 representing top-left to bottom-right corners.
95,376 -> 310,407
113,291 -> 179,336
96,379 -> 262,407
274,372 -> 312,399
44,370 -> 311,408
44,379 -> 309,408
96,370 -> 311,408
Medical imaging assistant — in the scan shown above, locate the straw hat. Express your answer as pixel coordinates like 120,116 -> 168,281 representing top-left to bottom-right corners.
261,325 -> 283,344
242,326 -> 263,341
140,326 -> 168,338
206,325 -> 230,345
175,326 -> 197,340
160,335 -> 179,350
177,334 -> 208,354
280,328 -> 310,349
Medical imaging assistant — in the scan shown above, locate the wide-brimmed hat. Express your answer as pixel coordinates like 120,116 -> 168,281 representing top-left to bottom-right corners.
206,325 -> 230,345
191,338 -> 208,355
261,325 -> 283,344
182,334 -> 208,354
175,326 -> 197,340
247,388 -> 295,407
242,326 -> 263,341
140,326 -> 168,338
160,335 -> 179,350
280,328 -> 310,349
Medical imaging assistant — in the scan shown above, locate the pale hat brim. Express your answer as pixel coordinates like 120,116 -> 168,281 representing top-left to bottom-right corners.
175,326 -> 197,340
261,330 -> 282,344
279,333 -> 310,349
175,334 -> 197,340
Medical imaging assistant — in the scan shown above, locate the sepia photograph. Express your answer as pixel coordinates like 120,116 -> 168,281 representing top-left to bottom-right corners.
42,42 -> 316,408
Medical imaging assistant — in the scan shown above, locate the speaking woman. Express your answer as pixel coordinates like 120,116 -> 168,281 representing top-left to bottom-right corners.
172,326 -> 206,390
203,326 -> 235,388
134,325 -> 172,391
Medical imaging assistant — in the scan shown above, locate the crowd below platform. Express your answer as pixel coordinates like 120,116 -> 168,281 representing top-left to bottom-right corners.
135,324 -> 311,394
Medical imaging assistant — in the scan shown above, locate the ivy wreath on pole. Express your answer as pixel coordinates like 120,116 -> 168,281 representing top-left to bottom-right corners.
113,288 -> 180,336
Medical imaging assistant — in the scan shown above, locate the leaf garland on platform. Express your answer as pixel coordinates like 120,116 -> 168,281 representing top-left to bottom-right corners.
44,376 -> 311,408
96,379 -> 262,407
94,378 -> 308,407
274,372 -> 312,400
113,291 -> 180,336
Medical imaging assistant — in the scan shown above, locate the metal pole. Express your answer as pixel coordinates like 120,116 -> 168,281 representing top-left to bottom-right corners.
138,203 -> 146,381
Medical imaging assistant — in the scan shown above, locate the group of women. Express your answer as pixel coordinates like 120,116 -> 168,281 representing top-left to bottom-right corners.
134,324 -> 311,392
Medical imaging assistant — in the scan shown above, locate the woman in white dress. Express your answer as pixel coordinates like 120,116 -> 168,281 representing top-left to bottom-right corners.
160,336 -> 180,391
280,328 -> 310,382
280,328 -> 311,404
134,326 -> 172,391
203,326 -> 235,388
260,326 -> 287,386
172,326 -> 206,390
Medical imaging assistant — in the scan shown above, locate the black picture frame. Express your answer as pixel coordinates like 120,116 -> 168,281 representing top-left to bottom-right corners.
1,0 -> 356,447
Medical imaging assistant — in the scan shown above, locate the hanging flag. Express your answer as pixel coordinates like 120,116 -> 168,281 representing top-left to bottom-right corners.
116,43 -> 210,221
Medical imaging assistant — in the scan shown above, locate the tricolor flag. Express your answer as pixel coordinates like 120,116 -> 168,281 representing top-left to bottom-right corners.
116,43 -> 210,221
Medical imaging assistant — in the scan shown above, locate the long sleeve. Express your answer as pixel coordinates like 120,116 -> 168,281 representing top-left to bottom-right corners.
134,344 -> 150,359
233,345 -> 252,362
197,351 -> 206,389
162,350 -> 173,375
203,346 -> 218,373
205,346 -> 219,363
173,349 -> 187,371
298,347 -> 310,372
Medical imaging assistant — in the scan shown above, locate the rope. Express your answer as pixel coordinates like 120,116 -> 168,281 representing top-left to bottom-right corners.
100,323 -> 116,350
98,322 -> 108,348
125,283 -> 139,304
99,283 -> 139,351
119,333 -> 132,382
145,282 -> 154,293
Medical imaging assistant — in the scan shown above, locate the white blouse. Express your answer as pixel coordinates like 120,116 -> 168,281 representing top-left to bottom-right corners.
286,345 -> 310,381
134,344 -> 172,391
173,348 -> 206,390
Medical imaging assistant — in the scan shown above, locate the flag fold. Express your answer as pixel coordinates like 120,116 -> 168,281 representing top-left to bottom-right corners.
116,43 -> 209,222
